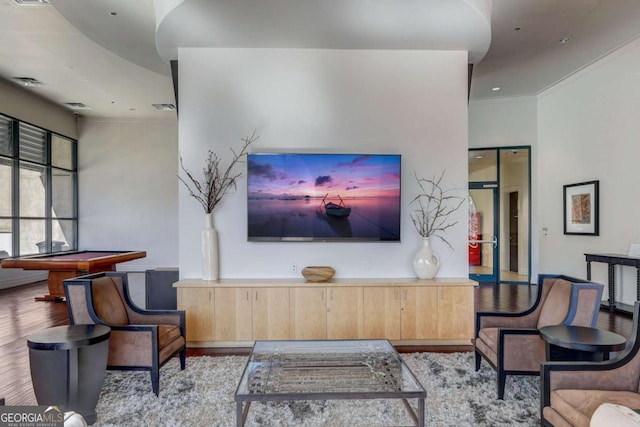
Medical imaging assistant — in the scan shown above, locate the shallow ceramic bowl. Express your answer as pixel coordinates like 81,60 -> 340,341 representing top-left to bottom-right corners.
301,266 -> 335,282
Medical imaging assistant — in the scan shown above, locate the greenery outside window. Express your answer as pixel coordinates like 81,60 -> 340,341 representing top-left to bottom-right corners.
0,114 -> 78,258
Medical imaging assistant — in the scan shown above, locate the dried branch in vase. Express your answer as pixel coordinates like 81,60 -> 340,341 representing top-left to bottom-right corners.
410,170 -> 465,250
179,130 -> 259,213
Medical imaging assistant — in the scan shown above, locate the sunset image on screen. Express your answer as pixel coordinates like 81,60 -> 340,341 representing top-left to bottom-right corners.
247,153 -> 401,241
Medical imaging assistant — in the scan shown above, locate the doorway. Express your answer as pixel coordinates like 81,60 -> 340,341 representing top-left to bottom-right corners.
469,147 -> 531,284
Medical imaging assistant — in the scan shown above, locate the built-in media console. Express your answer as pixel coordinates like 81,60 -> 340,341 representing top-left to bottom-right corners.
173,277 -> 476,347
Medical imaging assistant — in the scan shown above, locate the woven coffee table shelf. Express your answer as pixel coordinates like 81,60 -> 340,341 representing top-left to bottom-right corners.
235,340 -> 425,427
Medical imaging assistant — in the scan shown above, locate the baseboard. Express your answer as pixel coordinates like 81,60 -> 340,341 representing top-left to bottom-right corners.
0,271 -> 47,290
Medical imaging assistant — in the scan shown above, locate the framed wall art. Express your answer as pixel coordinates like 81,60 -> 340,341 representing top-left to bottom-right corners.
563,180 -> 599,236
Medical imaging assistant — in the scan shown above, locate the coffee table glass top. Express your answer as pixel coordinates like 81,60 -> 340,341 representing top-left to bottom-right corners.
235,339 -> 425,400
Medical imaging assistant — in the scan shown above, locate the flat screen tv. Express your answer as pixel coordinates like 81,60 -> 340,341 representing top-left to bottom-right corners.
247,153 -> 401,241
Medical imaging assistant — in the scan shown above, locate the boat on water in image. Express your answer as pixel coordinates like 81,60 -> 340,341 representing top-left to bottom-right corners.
321,194 -> 351,217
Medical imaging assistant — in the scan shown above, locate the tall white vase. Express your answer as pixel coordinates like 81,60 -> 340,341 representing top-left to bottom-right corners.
412,236 -> 440,279
202,212 -> 219,281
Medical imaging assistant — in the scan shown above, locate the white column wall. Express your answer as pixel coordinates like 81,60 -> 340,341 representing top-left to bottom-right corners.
178,48 -> 469,279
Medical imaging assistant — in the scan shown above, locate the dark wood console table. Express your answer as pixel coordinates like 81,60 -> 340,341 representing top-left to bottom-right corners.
585,253 -> 640,314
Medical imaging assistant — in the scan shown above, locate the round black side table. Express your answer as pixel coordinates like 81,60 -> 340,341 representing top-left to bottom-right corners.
27,324 -> 111,425
540,325 -> 627,362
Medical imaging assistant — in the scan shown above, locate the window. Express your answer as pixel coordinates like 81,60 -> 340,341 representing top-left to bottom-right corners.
0,114 -> 77,258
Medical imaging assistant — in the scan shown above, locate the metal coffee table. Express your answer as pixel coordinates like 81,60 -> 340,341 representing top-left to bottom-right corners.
234,339 -> 426,426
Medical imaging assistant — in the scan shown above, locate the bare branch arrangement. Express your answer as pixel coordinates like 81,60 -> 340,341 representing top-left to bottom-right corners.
410,170 -> 465,250
179,130 -> 259,213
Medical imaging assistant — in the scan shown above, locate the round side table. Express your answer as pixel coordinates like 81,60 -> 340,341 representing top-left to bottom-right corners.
540,325 -> 627,361
27,324 -> 110,425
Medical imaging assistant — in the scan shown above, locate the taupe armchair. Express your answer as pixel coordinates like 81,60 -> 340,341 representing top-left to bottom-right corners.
541,302 -> 640,427
64,272 -> 186,396
475,274 -> 604,399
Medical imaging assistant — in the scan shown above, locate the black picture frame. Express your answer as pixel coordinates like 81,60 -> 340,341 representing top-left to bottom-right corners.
563,180 -> 599,236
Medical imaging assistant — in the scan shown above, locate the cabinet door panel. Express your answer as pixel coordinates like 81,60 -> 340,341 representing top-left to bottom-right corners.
400,287 -> 438,339
253,288 -> 290,340
177,288 -> 214,341
214,288 -> 252,341
363,287 -> 401,339
438,286 -> 474,339
289,287 -> 326,339
327,287 -> 363,339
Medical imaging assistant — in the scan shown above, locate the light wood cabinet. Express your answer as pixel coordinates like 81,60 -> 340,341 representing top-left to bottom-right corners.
252,287 -> 290,340
400,286 -> 439,339
363,287 -> 401,339
214,288 -> 252,341
177,287 -> 214,341
174,278 -> 475,347
290,287 -> 326,339
327,287 -> 364,339
437,286 -> 474,339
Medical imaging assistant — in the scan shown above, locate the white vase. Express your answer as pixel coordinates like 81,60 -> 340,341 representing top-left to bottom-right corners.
412,236 -> 440,279
202,212 -> 219,281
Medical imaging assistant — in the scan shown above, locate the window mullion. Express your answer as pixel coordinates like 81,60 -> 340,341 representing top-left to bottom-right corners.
11,120 -> 19,256
45,132 -> 52,253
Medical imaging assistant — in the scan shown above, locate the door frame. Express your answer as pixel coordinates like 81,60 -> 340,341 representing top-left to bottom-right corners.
469,146 -> 532,285
469,182 -> 499,283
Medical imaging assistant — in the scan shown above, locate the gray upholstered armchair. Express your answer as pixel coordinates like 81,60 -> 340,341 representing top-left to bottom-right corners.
541,302 -> 640,427
63,272 -> 186,396
475,274 -> 604,399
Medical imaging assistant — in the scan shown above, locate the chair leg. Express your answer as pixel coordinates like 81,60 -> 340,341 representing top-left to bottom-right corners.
180,348 -> 186,370
151,369 -> 159,396
474,350 -> 482,371
497,370 -> 506,400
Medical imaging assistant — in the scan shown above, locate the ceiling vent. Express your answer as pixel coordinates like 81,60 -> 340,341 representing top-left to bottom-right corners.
63,102 -> 92,110
14,0 -> 51,5
12,77 -> 45,87
151,103 -> 176,111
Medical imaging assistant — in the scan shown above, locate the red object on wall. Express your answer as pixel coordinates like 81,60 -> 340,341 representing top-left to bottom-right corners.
469,212 -> 481,266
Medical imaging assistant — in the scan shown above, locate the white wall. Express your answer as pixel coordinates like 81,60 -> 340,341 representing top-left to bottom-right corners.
469,96 -> 537,149
469,38 -> 640,299
0,78 -> 77,139
77,118 -> 179,272
537,38 -> 640,304
178,48 -> 469,280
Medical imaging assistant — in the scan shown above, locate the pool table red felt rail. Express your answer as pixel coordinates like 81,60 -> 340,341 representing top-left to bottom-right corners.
1,250 -> 146,301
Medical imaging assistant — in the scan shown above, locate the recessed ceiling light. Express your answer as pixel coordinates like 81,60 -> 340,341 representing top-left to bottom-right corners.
491,87 -> 501,91
475,155 -> 483,159
12,77 -> 45,87
151,103 -> 176,111
13,0 -> 50,5
63,102 -> 92,110
558,37 -> 571,44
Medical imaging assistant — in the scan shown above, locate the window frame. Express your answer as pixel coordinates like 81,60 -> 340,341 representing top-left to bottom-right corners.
0,113 -> 78,258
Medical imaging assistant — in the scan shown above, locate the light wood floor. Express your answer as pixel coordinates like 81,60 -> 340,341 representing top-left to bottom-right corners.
0,280 -> 633,405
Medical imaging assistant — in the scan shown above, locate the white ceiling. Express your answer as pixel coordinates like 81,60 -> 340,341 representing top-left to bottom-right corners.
1,0 -> 639,119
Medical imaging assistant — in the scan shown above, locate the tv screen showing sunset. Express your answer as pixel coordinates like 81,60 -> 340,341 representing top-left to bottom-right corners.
247,153 -> 401,241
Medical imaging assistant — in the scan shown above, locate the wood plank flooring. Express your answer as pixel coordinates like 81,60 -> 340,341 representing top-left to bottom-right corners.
0,280 -> 633,406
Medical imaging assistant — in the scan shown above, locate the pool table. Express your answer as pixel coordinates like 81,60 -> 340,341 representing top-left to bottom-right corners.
1,250 -> 146,301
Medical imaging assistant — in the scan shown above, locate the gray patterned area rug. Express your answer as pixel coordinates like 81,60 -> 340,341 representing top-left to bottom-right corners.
93,352 -> 539,426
